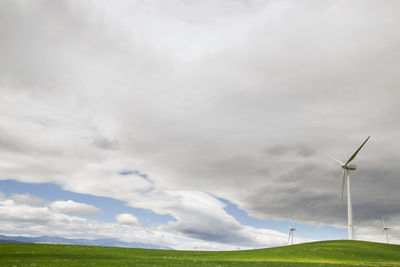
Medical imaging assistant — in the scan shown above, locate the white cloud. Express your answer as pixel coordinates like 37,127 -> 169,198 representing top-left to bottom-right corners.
50,200 -> 101,215
0,194 -> 300,250
0,200 -> 52,223
116,213 -> 140,226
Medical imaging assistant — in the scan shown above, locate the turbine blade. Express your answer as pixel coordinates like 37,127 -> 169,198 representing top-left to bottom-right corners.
328,154 -> 344,166
344,136 -> 370,166
382,216 -> 386,228
340,169 -> 345,208
288,231 -> 291,242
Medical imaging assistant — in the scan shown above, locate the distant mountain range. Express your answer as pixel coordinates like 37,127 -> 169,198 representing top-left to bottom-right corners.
0,235 -> 171,249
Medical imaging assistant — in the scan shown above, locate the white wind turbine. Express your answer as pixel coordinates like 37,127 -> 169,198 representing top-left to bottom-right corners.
330,136 -> 370,240
288,226 -> 296,245
382,216 -> 390,244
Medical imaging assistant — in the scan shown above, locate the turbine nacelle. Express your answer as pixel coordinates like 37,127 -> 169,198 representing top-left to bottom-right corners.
343,164 -> 357,170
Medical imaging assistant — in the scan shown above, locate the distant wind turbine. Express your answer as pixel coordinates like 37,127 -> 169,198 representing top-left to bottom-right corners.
288,226 -> 296,245
382,216 -> 390,244
330,136 -> 370,240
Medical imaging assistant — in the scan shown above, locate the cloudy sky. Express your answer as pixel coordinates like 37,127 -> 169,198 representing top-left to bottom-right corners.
1,0 -> 400,250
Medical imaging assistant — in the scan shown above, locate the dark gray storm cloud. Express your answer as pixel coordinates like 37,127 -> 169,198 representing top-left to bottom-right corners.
1,0 -> 400,244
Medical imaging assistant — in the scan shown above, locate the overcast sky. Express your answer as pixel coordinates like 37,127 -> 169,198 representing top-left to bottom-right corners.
1,0 -> 400,249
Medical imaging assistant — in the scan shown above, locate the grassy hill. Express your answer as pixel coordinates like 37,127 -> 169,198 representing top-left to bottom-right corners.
0,240 -> 399,266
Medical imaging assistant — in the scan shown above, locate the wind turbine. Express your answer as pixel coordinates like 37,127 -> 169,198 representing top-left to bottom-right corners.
382,216 -> 390,244
330,136 -> 370,240
288,226 -> 296,245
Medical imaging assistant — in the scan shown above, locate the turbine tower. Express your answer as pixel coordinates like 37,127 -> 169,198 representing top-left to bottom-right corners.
382,216 -> 390,244
330,136 -> 370,240
288,226 -> 296,245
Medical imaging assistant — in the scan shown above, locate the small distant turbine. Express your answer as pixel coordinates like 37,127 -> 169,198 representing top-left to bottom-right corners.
330,136 -> 370,240
288,226 -> 296,245
382,216 -> 390,244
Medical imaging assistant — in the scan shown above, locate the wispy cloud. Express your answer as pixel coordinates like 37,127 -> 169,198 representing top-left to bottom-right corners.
50,200 -> 101,215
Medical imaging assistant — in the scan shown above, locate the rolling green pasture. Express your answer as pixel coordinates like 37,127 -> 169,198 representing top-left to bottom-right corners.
1,240 -> 399,266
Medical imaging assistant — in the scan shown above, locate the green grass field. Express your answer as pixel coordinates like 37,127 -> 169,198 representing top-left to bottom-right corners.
1,240 -> 399,267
